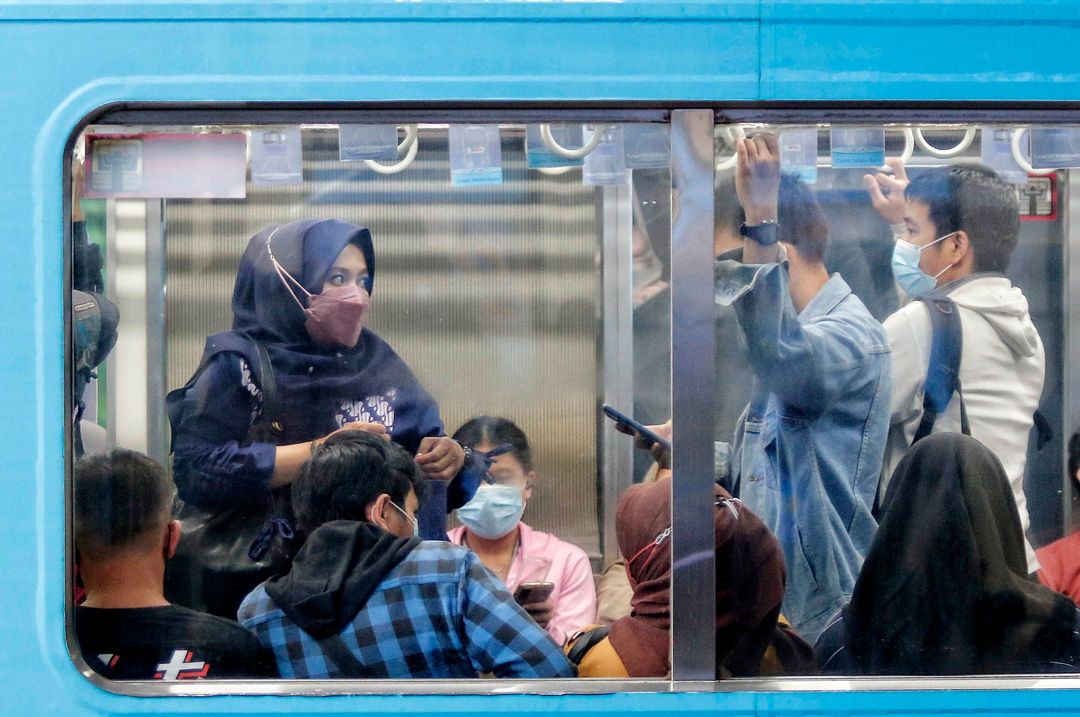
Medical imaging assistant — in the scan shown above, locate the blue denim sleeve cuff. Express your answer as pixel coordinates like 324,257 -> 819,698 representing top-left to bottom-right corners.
715,259 -> 782,308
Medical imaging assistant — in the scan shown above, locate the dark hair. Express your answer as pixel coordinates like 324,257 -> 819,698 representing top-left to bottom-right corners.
777,173 -> 828,264
292,430 -> 424,534
714,172 -> 745,234
905,163 -> 1020,273
451,416 -> 533,473
74,449 -> 174,551
1069,428 -> 1080,486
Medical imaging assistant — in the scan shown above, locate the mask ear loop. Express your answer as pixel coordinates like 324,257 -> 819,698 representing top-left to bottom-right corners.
265,226 -> 314,313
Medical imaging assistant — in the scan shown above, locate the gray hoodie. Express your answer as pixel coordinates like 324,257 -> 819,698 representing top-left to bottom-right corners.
881,274 -> 1044,573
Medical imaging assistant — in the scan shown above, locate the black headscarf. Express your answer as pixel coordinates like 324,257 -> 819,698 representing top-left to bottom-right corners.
843,432 -> 1077,675
195,219 -> 440,452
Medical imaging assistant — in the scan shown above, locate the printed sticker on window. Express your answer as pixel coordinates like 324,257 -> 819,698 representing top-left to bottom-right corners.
780,128 -> 818,184
830,128 -> 885,168
526,125 -> 585,169
623,125 -> 670,169
339,125 -> 399,161
981,127 -> 1028,183
251,129 -> 303,185
1029,128 -> 1080,169
449,125 -> 503,187
583,125 -> 629,186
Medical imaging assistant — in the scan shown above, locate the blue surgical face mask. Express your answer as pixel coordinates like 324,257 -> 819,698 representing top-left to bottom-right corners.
891,232 -> 956,297
456,484 -> 525,540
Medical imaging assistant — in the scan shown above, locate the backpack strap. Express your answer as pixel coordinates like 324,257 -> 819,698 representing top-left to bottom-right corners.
315,632 -> 367,677
912,296 -> 970,444
566,625 -> 613,666
238,332 -> 282,432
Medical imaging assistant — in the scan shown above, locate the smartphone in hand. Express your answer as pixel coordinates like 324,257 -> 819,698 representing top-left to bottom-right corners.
513,581 -> 555,605
601,404 -> 672,450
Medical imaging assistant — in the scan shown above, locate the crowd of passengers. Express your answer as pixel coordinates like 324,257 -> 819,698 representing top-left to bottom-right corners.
72,132 -> 1080,680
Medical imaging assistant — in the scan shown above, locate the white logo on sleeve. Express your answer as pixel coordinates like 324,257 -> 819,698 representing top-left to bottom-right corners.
155,649 -> 210,680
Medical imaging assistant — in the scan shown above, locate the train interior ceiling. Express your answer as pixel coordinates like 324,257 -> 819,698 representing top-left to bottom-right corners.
73,119 -> 1074,575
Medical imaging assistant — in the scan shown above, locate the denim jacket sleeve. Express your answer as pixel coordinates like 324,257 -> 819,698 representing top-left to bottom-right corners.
715,260 -> 873,416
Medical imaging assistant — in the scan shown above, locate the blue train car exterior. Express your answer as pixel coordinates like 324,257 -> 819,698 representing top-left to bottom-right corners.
5,0 -> 1080,713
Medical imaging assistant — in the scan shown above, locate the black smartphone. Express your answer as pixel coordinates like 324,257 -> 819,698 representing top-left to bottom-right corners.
601,404 -> 672,450
514,581 -> 555,605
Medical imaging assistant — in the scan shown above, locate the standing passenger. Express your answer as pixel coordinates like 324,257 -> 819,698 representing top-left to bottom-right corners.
717,134 -> 891,644
1037,428 -> 1080,603
865,161 -> 1044,572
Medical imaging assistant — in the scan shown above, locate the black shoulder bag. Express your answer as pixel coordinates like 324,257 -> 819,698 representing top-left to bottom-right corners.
912,296 -> 970,444
163,335 -> 298,620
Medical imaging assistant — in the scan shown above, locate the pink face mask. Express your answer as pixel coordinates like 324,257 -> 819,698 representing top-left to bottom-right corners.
266,231 -> 371,348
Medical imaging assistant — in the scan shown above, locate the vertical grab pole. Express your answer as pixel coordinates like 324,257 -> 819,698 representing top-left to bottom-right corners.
669,110 -> 717,681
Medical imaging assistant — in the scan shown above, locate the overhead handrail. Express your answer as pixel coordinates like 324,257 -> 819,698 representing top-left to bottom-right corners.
1011,128 -> 1055,176
913,127 -> 976,158
364,125 -> 419,174
539,124 -> 606,159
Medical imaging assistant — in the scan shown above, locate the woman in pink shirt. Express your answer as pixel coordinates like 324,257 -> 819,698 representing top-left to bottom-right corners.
448,416 -> 597,645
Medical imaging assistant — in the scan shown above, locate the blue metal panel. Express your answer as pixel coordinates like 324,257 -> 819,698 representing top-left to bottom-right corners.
4,0 -> 1080,714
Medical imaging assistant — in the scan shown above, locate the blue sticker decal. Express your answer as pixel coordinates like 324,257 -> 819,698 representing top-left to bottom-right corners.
780,128 -> 818,184
449,125 -> 503,187
583,125 -> 628,186
623,124 -> 670,169
1030,128 -> 1080,169
830,128 -> 885,168
526,125 -> 585,168
339,125 -> 399,161
251,129 -> 303,185
981,127 -> 1028,183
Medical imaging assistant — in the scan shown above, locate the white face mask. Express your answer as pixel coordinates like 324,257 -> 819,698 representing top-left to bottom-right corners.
456,484 -> 525,539
891,231 -> 956,297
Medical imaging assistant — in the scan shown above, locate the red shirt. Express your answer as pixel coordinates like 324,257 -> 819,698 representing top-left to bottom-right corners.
1037,530 -> 1080,606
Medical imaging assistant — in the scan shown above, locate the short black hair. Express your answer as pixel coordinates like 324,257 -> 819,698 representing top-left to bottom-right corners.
74,449 -> 174,553
905,163 -> 1020,273
292,431 -> 425,535
777,173 -> 828,264
1069,428 -> 1080,485
452,415 -> 533,473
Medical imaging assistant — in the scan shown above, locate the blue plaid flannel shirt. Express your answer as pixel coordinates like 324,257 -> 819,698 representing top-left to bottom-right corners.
238,541 -> 574,678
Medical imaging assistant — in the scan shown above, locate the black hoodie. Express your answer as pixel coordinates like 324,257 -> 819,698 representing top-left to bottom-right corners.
265,520 -> 419,639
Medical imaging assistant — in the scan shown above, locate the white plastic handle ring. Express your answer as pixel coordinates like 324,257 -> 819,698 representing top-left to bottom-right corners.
913,127 -> 976,158
364,125 -> 419,174
539,124 -> 605,159
899,128 -> 915,164
537,165 -> 575,176
1011,128 -> 1054,176
716,126 -> 746,172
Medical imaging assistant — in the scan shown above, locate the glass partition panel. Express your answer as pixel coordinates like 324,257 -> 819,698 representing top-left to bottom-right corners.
711,120 -> 1071,676
67,118 -> 677,690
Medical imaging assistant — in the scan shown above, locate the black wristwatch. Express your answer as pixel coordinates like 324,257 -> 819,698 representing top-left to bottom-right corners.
739,220 -> 780,246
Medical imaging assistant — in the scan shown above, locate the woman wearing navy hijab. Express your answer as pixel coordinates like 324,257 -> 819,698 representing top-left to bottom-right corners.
168,219 -> 475,540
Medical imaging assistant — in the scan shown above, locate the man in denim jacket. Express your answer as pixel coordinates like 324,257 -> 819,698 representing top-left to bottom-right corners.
717,134 -> 891,644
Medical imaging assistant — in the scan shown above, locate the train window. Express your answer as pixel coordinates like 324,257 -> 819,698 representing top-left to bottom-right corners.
66,116 -> 673,690
66,113 -> 1080,693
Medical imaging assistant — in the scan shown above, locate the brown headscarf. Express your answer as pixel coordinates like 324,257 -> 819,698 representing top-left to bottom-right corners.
608,476 -> 787,677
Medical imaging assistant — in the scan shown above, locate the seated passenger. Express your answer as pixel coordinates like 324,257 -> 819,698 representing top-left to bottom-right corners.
74,449 -> 274,679
1037,428 -> 1080,605
567,476 -> 814,678
716,134 -> 891,643
448,416 -> 597,645
237,431 -> 574,678
816,433 -> 1080,675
